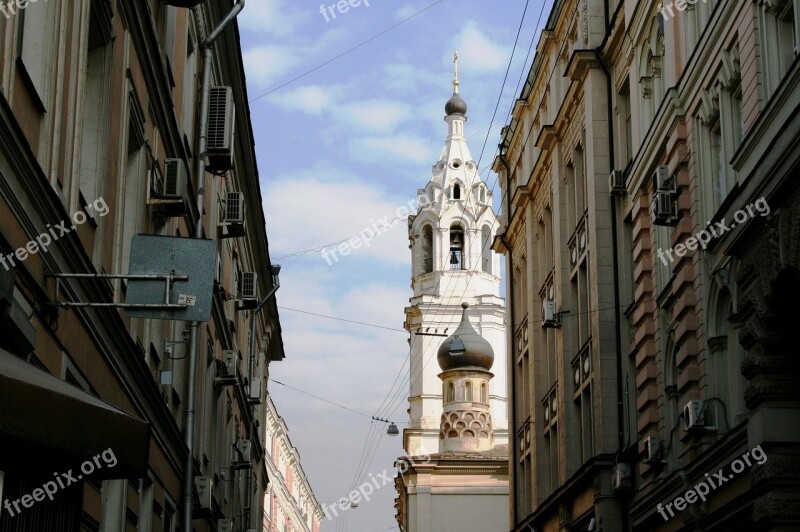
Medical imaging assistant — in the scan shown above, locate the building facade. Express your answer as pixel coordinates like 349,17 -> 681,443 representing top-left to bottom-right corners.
0,1 -> 286,531
262,396 -> 322,532
494,0 -> 800,530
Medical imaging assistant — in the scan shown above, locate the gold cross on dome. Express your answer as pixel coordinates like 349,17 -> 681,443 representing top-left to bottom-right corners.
453,51 -> 460,93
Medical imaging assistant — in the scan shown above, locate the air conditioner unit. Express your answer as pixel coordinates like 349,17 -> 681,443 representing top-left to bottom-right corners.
644,435 -> 664,465
148,164 -> 164,200
248,377 -> 262,404
235,439 -> 252,463
217,520 -> 233,532
163,159 -> 187,198
223,350 -> 237,377
652,165 -> 674,192
194,476 -> 212,510
612,462 -> 632,490
683,399 -> 716,431
206,86 -> 235,172
609,170 -> 626,195
159,370 -> 172,404
652,190 -> 678,226
219,191 -> 245,238
542,300 -> 560,328
215,350 -> 238,387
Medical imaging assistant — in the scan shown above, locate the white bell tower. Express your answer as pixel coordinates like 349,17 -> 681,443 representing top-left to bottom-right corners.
403,53 -> 508,456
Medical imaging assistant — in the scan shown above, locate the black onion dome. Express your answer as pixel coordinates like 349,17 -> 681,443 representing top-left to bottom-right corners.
445,92 -> 468,116
437,303 -> 494,371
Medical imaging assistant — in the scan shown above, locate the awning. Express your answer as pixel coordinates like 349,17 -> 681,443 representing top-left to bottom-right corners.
0,348 -> 150,479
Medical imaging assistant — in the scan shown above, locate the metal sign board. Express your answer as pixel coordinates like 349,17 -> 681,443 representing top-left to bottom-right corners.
125,235 -> 216,321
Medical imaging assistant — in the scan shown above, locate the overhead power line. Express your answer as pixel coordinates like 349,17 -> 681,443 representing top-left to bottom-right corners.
249,0 -> 446,102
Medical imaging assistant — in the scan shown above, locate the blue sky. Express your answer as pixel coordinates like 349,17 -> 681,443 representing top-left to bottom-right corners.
238,1 -> 550,529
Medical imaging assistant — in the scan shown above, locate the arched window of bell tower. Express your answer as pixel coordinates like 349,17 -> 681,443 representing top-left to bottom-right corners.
422,224 -> 433,274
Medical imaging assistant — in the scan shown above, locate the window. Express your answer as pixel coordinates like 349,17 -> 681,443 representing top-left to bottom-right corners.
480,383 -> 488,403
422,225 -> 433,274
481,226 -> 492,274
446,382 -> 455,402
616,81 -> 633,167
163,495 -> 176,532
17,0 -> 53,110
479,187 -> 486,203
709,284 -> 748,428
465,381 -> 473,402
453,183 -> 461,200
449,224 -> 465,270
712,123 -> 725,207
760,0 -> 799,96
119,87 -> 148,275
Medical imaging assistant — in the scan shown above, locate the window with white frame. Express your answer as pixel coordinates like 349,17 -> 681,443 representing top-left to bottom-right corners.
759,0 -> 799,96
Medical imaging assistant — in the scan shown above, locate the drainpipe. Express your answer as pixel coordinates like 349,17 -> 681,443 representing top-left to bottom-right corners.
595,0 -> 630,529
244,265 -> 280,529
497,149 -> 517,524
183,2 -> 246,531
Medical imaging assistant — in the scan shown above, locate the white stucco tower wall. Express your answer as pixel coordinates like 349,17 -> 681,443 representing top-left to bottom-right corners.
403,75 -> 508,457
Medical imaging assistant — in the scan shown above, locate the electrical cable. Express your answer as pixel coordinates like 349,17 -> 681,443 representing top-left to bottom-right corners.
249,0 -> 447,103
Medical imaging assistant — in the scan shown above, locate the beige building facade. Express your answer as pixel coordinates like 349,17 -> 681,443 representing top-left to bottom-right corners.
495,0 -> 800,530
0,1 -> 287,531
262,396 -> 322,532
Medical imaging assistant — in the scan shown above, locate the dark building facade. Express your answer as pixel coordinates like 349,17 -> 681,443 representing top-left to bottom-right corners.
0,1 -> 284,531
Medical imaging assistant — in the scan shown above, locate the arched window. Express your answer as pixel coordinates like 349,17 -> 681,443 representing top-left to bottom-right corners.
453,183 -> 461,200
479,187 -> 486,203
664,336 -> 679,470
445,382 -> 455,403
481,383 -> 488,403
422,225 -> 433,274
481,225 -> 492,274
449,224 -> 465,270
465,381 -> 473,402
709,284 -> 747,428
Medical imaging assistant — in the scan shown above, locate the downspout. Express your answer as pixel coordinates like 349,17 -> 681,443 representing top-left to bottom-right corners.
245,266 -> 280,529
595,0 -> 630,530
497,149 -> 517,525
183,2 -> 246,531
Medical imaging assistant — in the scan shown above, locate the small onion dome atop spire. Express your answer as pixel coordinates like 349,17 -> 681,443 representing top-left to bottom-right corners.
437,303 -> 494,371
445,93 -> 468,116
445,51 -> 468,116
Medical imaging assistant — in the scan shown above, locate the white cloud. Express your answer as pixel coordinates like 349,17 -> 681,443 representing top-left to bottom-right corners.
394,3 -> 419,19
263,171 -> 424,265
349,134 -> 434,166
267,84 -> 345,115
237,0 -> 307,37
335,99 -> 415,134
243,45 -> 303,88
450,22 -> 510,74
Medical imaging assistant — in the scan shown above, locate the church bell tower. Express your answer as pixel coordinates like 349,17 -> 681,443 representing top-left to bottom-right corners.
403,54 -> 508,456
